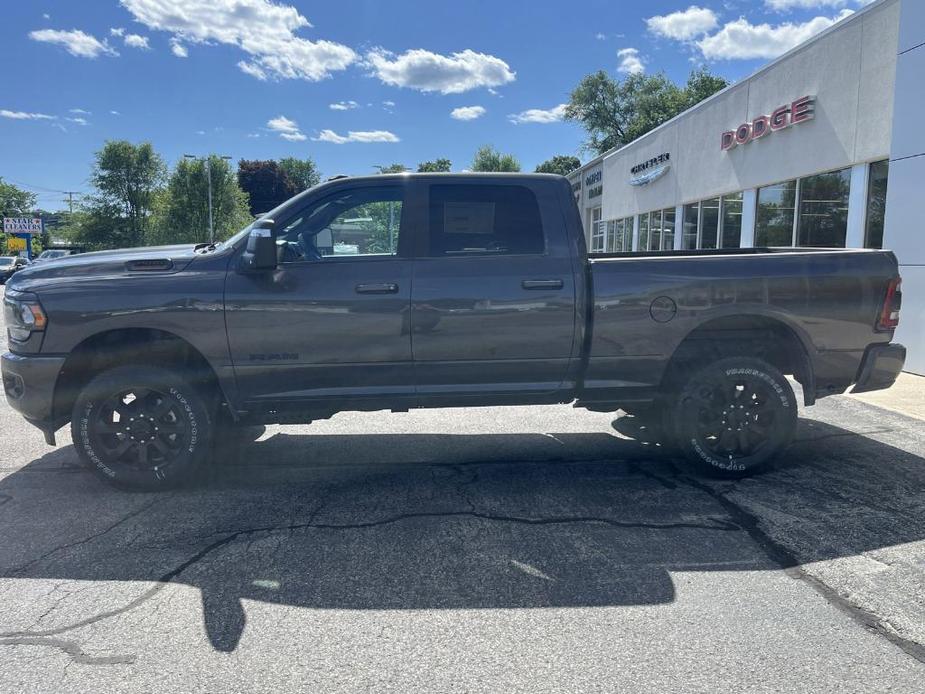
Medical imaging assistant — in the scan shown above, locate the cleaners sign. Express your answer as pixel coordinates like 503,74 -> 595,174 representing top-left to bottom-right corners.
721,96 -> 815,151
3,217 -> 42,235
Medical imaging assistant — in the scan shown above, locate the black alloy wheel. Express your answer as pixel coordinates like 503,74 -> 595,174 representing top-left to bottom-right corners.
72,366 -> 213,491
672,357 -> 797,477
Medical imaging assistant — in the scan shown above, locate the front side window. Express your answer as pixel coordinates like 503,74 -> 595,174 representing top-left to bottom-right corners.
797,168 -> 850,247
756,180 -> 797,247
865,160 -> 889,249
277,186 -> 403,261
426,184 -> 545,257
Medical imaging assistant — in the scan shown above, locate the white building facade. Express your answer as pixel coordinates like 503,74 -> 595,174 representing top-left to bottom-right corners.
568,0 -> 924,373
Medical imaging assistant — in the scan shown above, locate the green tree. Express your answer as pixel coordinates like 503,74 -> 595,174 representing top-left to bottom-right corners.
278,157 -> 321,191
375,163 -> 409,174
149,156 -> 252,245
0,179 -> 38,254
471,145 -> 520,172
237,160 -> 299,216
417,158 -> 452,172
565,68 -> 728,155
535,155 -> 581,176
90,140 -> 166,247
0,178 -> 37,215
61,199 -> 134,251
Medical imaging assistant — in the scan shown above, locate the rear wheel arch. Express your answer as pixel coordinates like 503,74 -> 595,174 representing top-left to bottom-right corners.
661,314 -> 815,405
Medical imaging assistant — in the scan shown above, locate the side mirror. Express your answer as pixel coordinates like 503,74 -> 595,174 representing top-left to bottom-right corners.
240,218 -> 277,272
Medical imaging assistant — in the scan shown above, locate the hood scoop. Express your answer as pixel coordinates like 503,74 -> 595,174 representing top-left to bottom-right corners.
126,258 -> 175,272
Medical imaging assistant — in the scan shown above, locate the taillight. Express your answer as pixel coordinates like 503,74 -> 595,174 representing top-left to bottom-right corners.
877,277 -> 902,331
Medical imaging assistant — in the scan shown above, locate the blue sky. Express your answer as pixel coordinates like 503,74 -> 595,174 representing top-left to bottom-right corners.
1,0 -> 873,211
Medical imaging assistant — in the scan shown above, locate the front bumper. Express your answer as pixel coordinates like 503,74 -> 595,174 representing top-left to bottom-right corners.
2,352 -> 66,439
851,343 -> 906,394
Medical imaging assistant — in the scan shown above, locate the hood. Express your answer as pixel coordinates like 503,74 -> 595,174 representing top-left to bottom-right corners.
8,244 -> 200,290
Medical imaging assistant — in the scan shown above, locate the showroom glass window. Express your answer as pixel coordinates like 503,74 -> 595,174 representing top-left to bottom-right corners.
661,208 -> 676,250
756,180 -> 797,246
864,160 -> 889,249
682,203 -> 698,249
797,167 -> 851,247
700,198 -> 720,249
637,213 -> 649,251
720,192 -> 743,248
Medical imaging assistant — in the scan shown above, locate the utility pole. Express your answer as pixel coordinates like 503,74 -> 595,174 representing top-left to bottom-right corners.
62,191 -> 79,214
184,154 -> 232,243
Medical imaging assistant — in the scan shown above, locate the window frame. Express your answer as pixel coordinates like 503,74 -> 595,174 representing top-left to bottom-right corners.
273,182 -> 411,265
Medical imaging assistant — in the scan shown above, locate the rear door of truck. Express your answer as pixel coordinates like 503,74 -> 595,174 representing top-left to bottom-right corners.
409,177 -> 580,399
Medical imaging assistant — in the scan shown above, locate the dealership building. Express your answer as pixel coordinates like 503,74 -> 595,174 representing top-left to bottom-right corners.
567,0 -> 925,373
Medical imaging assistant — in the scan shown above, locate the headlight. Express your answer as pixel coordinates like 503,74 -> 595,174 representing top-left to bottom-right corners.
3,291 -> 47,342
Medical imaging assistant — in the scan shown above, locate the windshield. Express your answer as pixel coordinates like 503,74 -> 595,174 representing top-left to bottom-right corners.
39,250 -> 67,259
0,257 -> 13,267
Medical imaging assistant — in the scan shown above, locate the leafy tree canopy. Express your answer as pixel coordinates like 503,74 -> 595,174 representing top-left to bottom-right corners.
535,155 -> 581,176
565,67 -> 728,155
0,178 -> 37,216
471,145 -> 520,172
90,140 -> 166,247
237,160 -> 299,216
417,158 -> 452,173
278,157 -> 321,192
149,156 -> 252,245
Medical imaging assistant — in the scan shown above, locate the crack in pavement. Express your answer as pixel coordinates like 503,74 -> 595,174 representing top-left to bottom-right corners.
0,497 -> 738,661
660,469 -> 925,666
5,497 -> 162,577
0,636 -> 135,665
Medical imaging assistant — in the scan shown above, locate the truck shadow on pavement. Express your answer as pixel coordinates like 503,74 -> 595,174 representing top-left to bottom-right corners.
0,416 -> 923,656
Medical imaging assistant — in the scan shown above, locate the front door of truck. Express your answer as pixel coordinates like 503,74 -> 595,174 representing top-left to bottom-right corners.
410,180 -> 579,398
224,181 -> 414,405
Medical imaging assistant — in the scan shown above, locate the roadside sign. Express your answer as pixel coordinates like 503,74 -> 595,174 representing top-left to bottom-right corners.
3,217 -> 42,235
6,236 -> 27,252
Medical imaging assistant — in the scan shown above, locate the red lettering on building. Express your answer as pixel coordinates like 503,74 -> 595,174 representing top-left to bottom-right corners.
721,96 -> 815,150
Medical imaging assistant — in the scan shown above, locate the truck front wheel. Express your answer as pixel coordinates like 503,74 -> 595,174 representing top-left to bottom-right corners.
671,357 -> 797,478
71,366 -> 213,491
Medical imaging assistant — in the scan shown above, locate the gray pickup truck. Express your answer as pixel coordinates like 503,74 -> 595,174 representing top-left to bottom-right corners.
2,173 -> 905,490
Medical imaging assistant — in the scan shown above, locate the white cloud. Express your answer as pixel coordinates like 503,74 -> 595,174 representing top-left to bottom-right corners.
110,110 -> 121,115
765,0 -> 864,9
120,0 -> 356,81
508,103 -> 567,125
0,110 -> 56,121
450,105 -> 486,121
383,100 -> 396,107
595,32 -> 607,41
617,47 -> 645,74
237,60 -> 267,80
329,100 -> 359,110
69,108 -> 91,115
123,33 -> 150,50
66,116 -> 89,125
267,115 -> 306,141
28,28 -> 118,58
42,13 -> 50,19
365,48 -> 515,94
110,27 -> 125,37
647,6 -> 718,40
169,37 -> 188,57
698,9 -> 852,59
313,129 -> 400,144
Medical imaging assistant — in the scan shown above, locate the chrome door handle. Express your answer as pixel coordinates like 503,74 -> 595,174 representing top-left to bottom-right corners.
355,282 -> 399,294
522,279 -> 564,290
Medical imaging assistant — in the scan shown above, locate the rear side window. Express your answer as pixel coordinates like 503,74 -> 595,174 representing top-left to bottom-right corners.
426,184 -> 544,257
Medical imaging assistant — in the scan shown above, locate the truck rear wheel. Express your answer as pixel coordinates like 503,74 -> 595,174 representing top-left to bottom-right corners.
71,366 -> 213,491
671,357 -> 797,478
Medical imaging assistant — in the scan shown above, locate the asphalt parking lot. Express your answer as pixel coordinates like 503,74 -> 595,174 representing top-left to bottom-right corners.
1,286 -> 924,692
